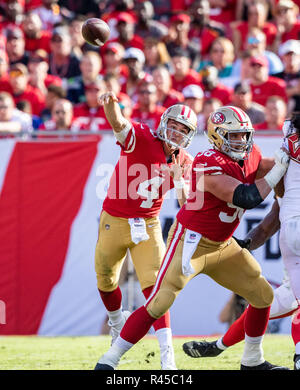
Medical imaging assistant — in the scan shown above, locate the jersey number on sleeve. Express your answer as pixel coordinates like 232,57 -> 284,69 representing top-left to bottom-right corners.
137,176 -> 165,208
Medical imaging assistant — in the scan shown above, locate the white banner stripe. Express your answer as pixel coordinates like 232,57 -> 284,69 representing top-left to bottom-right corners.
0,139 -> 15,195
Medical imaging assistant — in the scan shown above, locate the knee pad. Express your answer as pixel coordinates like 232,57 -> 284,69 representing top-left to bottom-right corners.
246,276 -> 274,308
146,289 -> 176,319
96,271 -> 119,292
270,281 -> 298,319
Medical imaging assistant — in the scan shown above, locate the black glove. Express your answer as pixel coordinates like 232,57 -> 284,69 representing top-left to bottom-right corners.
233,236 -> 252,250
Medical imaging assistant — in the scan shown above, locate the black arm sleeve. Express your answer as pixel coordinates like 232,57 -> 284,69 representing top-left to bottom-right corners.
232,183 -> 263,210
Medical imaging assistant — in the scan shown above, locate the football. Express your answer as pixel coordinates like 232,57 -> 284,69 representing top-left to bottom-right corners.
81,18 -> 110,47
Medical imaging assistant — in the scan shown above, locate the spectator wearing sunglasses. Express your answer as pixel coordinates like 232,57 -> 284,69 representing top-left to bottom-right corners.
39,98 -> 73,131
230,28 -> 284,86
3,63 -> 46,116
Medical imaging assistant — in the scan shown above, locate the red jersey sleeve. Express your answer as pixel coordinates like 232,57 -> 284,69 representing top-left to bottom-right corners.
193,149 -> 224,176
116,121 -> 152,153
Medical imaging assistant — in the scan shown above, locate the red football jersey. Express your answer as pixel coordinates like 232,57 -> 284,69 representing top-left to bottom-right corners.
201,83 -> 233,105
177,145 -> 262,241
103,121 -> 193,218
234,21 -> 277,49
250,77 -> 287,106
130,105 -> 165,130
72,104 -> 111,132
171,70 -> 201,93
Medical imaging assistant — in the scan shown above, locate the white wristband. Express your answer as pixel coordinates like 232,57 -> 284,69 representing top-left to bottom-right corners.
174,178 -> 186,190
264,164 -> 286,189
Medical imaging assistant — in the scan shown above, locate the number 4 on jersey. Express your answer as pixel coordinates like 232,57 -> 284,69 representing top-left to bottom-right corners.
137,176 -> 165,208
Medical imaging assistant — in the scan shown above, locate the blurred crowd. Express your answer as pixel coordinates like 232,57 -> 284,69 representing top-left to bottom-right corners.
0,0 -> 299,136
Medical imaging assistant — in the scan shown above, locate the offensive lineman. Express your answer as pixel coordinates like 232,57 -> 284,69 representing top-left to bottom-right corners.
95,105 -> 290,370
94,90 -> 197,369
183,112 -> 300,370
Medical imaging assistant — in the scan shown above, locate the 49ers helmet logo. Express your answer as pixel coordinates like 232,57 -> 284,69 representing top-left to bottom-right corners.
211,112 -> 225,124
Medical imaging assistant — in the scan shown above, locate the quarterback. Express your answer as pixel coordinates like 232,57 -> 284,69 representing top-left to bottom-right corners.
94,90 -> 197,370
95,105 -> 290,370
183,112 -> 300,370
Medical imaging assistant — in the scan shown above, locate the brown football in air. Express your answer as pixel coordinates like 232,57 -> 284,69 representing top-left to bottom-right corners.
81,18 -> 110,47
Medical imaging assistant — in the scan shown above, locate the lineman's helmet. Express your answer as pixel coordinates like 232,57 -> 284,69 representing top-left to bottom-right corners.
207,105 -> 254,160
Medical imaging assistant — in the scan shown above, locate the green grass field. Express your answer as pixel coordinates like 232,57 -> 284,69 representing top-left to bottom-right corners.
0,334 -> 295,370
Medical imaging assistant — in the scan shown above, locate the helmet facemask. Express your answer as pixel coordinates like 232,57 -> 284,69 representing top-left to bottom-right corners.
157,104 -> 197,149
216,127 -> 254,160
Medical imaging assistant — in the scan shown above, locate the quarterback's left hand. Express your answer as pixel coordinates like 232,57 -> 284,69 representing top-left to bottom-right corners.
161,154 -> 183,180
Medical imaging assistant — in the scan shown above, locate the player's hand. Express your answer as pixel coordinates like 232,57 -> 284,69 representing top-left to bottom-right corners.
161,154 -> 184,180
98,91 -> 118,106
275,148 -> 290,170
233,236 -> 252,250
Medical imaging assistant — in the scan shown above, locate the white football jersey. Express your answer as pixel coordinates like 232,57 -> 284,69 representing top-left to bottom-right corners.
279,120 -> 300,223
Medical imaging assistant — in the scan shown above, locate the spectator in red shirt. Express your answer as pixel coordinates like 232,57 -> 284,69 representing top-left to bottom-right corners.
5,27 -> 30,66
120,47 -> 150,103
130,81 -> 165,130
200,65 -> 233,105
254,95 -> 287,130
273,0 -> 300,51
23,11 -> 51,54
101,0 -> 136,41
231,1 -> 277,55
186,0 -> 225,58
6,62 -> 46,116
101,42 -> 127,84
165,13 -> 200,69
39,98 -> 73,131
72,79 -> 111,132
208,0 -> 237,26
28,49 -> 62,95
152,65 -> 184,108
249,55 -> 288,106
170,47 -> 201,93
107,12 -> 144,51
25,0 -> 42,11
0,0 -> 24,32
